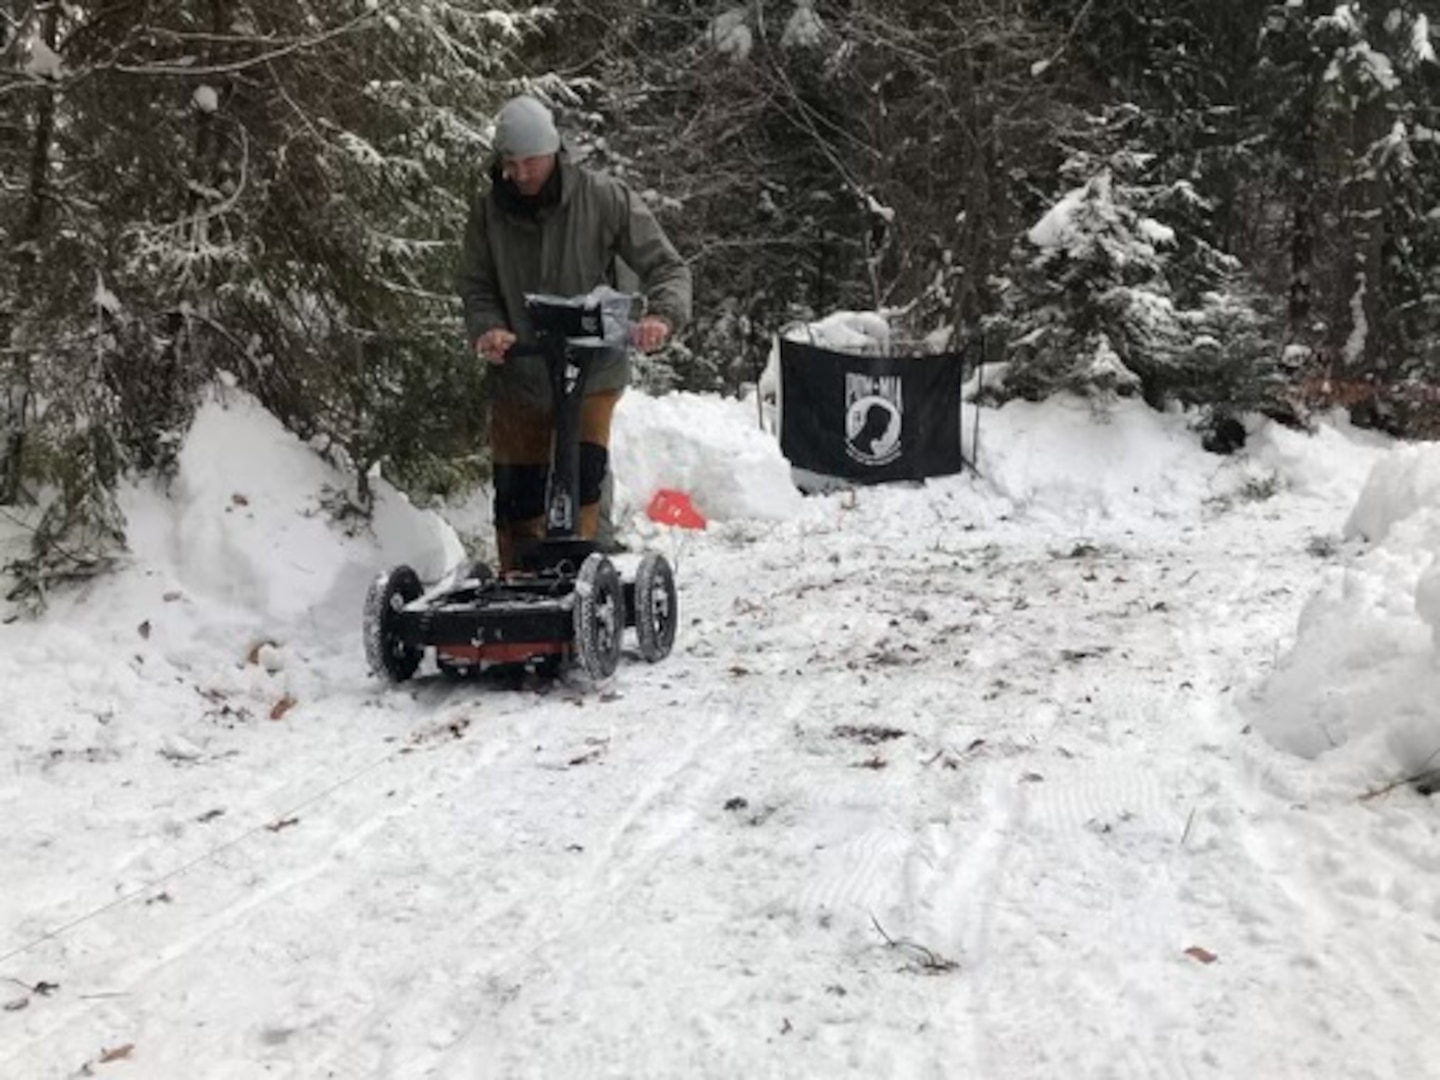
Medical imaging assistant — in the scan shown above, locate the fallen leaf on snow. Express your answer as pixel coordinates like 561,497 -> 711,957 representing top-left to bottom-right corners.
269,695 -> 297,721
99,1043 -> 135,1063
1060,646 -> 1112,662
833,723 -> 906,745
1184,946 -> 1218,965
266,816 -> 300,833
137,620 -> 151,640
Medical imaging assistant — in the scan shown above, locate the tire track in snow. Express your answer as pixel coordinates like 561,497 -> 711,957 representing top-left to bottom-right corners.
886,539 -> 1213,1080
1,686 -> 532,1079
337,699 -> 765,1079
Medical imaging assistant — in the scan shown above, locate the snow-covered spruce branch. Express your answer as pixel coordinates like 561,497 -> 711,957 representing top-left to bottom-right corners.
124,119 -> 250,251
141,26 -> 359,47
363,227 -> 448,255
108,11 -> 377,78
374,279 -> 456,304
265,59 -> 325,143
1033,0 -> 1097,75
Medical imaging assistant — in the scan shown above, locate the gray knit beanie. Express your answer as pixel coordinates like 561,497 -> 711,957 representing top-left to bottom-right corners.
494,95 -> 560,158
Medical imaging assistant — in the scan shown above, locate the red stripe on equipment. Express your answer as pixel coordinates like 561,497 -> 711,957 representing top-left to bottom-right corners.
437,642 -> 568,665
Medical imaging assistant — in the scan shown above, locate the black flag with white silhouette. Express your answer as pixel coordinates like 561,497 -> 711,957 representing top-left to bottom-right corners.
778,339 -> 972,483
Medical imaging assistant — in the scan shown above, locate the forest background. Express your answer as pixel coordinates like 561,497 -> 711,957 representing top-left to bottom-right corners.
3,1 -> 1438,602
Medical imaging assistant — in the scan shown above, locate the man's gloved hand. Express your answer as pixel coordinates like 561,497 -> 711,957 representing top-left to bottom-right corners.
476,328 -> 517,363
630,315 -> 671,353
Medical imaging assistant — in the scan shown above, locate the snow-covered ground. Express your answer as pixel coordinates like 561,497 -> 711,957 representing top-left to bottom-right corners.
3,375 -> 1439,1079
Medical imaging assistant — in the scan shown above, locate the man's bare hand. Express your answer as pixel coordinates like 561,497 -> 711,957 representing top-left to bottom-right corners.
630,315 -> 671,353
476,328 -> 517,363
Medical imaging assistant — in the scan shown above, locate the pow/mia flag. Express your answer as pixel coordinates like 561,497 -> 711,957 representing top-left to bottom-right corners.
778,338 -> 972,484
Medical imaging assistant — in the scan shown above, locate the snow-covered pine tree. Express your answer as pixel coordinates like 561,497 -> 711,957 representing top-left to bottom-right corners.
1,4 -> 128,606
996,118 -> 1278,415
1032,0 -> 1270,248
1312,3 -> 1440,407
997,158 -> 1163,407
1255,0 -> 1440,424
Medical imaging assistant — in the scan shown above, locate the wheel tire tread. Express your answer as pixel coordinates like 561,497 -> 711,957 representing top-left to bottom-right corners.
634,552 -> 677,663
363,565 -> 423,682
573,554 -> 623,680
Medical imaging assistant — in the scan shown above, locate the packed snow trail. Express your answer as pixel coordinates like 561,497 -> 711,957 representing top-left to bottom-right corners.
4,408 -> 1440,1078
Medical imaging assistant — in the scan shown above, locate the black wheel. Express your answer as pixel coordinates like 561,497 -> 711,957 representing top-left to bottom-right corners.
634,552 -> 677,662
363,565 -> 423,682
466,561 -> 495,586
573,553 -> 623,680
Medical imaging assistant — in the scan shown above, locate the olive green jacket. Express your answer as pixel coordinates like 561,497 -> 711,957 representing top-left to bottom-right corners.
456,154 -> 693,408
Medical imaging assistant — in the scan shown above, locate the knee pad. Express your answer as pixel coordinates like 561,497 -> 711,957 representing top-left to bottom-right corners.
493,463 -> 548,524
578,443 -> 609,506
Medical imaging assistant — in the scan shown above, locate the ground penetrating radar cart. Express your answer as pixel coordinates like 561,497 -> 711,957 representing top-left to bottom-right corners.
364,291 -> 677,684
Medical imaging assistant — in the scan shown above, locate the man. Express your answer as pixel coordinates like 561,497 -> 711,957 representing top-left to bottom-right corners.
457,94 -> 692,571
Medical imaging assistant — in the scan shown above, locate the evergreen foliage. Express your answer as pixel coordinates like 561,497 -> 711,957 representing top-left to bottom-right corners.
1,1 -> 548,602
996,110 -> 1281,414
1255,2 -> 1440,384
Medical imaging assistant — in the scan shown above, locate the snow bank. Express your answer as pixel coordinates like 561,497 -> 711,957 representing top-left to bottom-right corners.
123,389 -> 462,616
976,395 -> 1214,526
1246,409 -> 1393,504
0,384 -> 468,751
1342,442 -> 1440,546
98,385 -> 465,702
1251,443 -> 1440,780
612,390 -> 806,524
